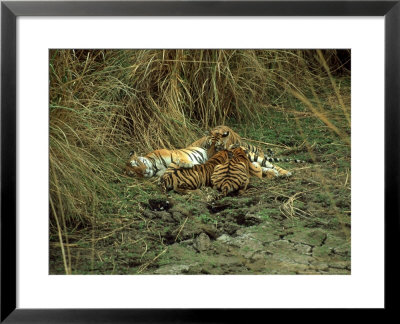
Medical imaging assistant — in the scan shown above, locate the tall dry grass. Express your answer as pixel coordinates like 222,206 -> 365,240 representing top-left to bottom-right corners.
49,49 -> 350,229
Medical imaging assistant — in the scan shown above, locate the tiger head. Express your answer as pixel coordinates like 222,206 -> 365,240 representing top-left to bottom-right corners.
205,126 -> 241,151
124,151 -> 152,178
204,131 -> 227,157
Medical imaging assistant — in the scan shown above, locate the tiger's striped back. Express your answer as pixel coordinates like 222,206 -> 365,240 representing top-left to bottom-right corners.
160,150 -> 230,194
211,147 -> 261,199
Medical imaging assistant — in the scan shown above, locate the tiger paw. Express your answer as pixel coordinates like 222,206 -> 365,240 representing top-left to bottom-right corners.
281,171 -> 292,177
168,162 -> 181,169
178,161 -> 194,168
263,169 -> 279,179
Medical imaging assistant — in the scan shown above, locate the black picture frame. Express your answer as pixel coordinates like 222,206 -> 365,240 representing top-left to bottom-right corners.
1,0 -> 398,322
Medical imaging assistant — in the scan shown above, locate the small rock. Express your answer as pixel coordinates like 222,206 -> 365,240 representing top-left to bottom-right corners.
294,243 -> 312,255
222,222 -> 241,235
216,234 -> 232,243
332,246 -> 350,257
154,264 -> 190,275
199,224 -> 219,239
312,245 -> 332,258
193,233 -> 211,252
251,252 -> 266,261
308,229 -> 327,246
328,261 -> 350,270
286,229 -> 327,246
309,261 -> 330,272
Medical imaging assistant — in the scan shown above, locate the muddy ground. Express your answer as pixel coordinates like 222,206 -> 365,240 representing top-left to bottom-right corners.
50,158 -> 350,275
135,168 -> 350,275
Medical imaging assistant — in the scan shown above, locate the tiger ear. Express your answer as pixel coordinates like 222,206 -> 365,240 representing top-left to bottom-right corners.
129,151 -> 135,157
222,131 -> 230,137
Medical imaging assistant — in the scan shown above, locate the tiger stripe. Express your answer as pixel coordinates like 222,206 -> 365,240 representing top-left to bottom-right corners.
160,150 -> 230,194
125,133 -> 225,178
190,125 -> 267,156
211,147 -> 262,199
222,144 -> 293,178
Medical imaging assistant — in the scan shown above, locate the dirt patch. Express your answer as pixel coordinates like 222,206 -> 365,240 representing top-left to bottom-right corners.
134,181 -> 350,275
49,163 -> 350,275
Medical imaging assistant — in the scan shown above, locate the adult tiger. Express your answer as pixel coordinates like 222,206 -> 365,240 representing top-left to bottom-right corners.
125,135 -> 224,178
160,150 -> 231,194
190,125 -> 265,156
211,146 -> 263,199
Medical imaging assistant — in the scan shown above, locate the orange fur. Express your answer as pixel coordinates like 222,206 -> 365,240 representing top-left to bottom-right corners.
160,150 -> 230,194
190,125 -> 265,156
211,147 -> 262,199
125,133 -> 225,178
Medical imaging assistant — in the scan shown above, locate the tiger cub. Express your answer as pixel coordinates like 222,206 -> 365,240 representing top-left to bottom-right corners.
211,147 -> 262,199
125,134 -> 224,178
190,125 -> 265,156
160,150 -> 231,194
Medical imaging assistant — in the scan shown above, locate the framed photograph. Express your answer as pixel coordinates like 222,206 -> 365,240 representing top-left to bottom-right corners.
1,0 -> 398,321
